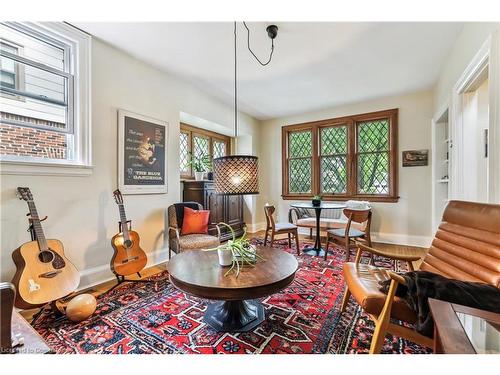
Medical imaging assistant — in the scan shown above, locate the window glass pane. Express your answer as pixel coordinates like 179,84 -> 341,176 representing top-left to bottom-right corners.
357,119 -> 389,152
179,132 -> 189,173
193,135 -> 209,159
1,24 -> 65,70
0,71 -> 15,88
357,152 -> 389,194
213,139 -> 226,159
321,156 -> 347,193
0,122 -> 70,160
321,126 -> 347,155
1,93 -> 66,131
289,158 -> 312,193
289,130 -> 312,157
1,56 -> 66,103
357,118 -> 390,195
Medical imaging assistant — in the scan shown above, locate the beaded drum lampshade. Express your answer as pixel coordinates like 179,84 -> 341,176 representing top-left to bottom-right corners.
213,155 -> 259,195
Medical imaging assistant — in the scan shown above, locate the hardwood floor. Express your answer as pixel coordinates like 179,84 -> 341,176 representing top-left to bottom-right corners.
20,232 -> 426,322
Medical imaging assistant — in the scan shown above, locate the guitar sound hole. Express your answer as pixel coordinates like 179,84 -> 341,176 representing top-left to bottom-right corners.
124,240 -> 133,248
38,250 -> 55,263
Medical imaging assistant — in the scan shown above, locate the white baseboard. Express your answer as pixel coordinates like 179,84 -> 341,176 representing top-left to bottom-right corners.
246,222 -> 266,233
78,247 -> 169,291
296,227 -> 431,248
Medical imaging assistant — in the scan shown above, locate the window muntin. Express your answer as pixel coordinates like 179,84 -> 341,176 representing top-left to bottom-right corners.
282,109 -> 398,202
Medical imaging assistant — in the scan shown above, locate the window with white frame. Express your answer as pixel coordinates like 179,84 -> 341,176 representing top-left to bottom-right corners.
0,22 -> 91,172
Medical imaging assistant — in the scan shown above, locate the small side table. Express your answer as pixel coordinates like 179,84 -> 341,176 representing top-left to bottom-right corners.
429,298 -> 500,354
290,202 -> 346,256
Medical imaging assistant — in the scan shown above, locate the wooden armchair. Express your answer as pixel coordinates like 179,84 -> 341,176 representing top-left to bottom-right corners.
340,200 -> 500,354
264,204 -> 300,254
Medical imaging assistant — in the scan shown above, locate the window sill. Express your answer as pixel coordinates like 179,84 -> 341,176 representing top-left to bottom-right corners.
281,194 -> 400,203
0,159 -> 93,176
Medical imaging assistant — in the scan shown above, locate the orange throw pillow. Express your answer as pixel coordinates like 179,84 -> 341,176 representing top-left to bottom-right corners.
181,207 -> 210,235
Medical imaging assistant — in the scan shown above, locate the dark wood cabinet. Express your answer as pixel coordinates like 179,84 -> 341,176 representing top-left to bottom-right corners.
182,180 -> 244,242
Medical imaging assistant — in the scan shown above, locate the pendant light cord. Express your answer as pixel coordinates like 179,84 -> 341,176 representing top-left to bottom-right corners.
234,21 -> 238,138
243,21 -> 275,66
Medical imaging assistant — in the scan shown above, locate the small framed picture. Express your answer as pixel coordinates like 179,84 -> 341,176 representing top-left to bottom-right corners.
402,150 -> 429,167
118,109 -> 168,194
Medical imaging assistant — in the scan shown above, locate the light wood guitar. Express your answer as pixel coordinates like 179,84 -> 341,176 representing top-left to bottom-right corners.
110,189 -> 147,276
12,187 -> 80,309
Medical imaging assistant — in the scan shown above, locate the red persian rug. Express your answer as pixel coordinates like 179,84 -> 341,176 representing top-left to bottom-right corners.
30,238 -> 432,354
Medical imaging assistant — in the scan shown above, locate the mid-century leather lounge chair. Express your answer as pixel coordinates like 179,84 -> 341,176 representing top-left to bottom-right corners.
340,200 -> 500,353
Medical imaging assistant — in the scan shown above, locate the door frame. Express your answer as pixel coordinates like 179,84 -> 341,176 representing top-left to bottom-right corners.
451,35 -> 495,202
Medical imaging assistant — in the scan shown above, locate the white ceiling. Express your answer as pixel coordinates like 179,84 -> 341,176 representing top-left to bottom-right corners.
75,22 -> 463,120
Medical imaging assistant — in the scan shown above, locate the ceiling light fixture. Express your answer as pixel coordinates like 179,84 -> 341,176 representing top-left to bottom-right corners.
213,22 -> 278,195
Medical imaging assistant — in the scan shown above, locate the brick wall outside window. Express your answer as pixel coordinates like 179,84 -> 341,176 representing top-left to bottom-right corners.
0,121 -> 67,159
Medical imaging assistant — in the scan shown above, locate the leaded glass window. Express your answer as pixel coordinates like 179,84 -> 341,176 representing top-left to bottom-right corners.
213,139 -> 226,159
320,125 -> 348,194
357,119 -> 390,194
288,130 -> 312,194
179,131 -> 189,174
281,109 -> 398,201
179,123 -> 230,178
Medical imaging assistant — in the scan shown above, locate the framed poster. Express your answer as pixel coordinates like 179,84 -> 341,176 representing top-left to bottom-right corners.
118,109 -> 168,194
402,149 -> 429,167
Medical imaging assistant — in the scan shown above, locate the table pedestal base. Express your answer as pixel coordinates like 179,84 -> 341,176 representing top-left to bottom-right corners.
302,247 -> 326,257
204,300 -> 265,332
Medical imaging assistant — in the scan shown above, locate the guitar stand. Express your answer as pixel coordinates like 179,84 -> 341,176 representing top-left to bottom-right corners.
103,220 -> 155,294
105,273 -> 153,294
27,214 -> 48,241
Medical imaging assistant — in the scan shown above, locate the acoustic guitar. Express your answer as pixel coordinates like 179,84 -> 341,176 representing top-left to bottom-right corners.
12,187 -> 80,309
110,189 -> 147,276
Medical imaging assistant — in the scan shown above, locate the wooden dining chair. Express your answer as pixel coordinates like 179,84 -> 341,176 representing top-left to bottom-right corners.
324,208 -> 372,261
264,204 -> 300,254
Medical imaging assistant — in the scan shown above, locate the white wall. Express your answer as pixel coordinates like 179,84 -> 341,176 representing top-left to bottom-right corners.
434,23 -> 500,112
0,37 -> 260,288
258,90 -> 434,247
433,23 -> 500,203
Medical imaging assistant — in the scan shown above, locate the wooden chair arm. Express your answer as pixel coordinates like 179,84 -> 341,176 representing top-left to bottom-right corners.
387,271 -> 407,285
355,241 -> 422,262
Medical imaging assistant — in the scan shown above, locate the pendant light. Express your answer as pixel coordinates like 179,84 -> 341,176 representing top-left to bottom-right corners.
213,22 -> 278,195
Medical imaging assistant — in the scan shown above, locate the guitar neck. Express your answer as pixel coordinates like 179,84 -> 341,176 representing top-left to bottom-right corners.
27,201 -> 48,251
118,204 -> 130,240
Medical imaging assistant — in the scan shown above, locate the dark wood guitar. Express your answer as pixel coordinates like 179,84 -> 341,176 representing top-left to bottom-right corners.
111,190 -> 147,276
12,187 -> 80,309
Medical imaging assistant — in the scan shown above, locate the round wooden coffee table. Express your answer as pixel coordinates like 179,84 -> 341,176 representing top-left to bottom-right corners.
167,246 -> 298,332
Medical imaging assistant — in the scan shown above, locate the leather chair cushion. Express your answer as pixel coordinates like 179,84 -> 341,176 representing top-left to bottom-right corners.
328,228 -> 366,238
343,262 -> 417,323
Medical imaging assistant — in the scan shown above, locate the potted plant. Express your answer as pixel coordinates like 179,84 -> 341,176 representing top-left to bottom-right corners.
188,152 -> 211,181
204,223 -> 265,277
312,195 -> 322,207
